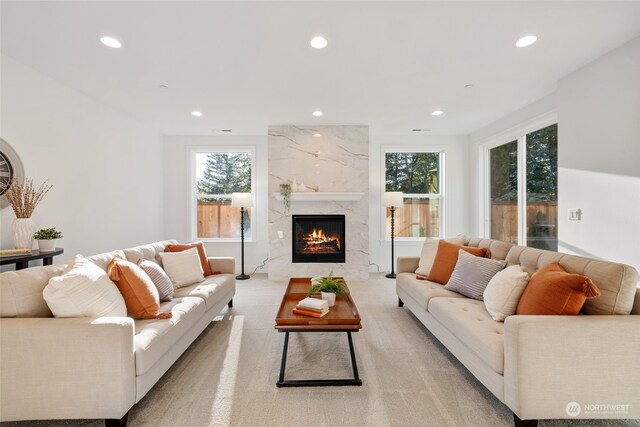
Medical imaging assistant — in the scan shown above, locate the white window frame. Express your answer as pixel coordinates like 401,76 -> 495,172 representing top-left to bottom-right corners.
478,112 -> 557,245
188,145 -> 256,243
381,145 -> 446,241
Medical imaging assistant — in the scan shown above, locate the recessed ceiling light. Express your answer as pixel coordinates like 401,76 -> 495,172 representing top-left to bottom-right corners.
99,36 -> 122,49
431,110 -> 444,116
221,129 -> 232,133
191,111 -> 203,117
310,36 -> 328,49
312,111 -> 323,117
412,129 -> 432,132
313,133 -> 322,137
515,35 -> 538,48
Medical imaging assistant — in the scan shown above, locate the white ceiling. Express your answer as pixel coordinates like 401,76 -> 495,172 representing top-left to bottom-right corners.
2,1 -> 640,136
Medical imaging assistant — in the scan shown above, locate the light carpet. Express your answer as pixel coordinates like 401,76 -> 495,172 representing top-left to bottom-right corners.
3,274 -> 639,427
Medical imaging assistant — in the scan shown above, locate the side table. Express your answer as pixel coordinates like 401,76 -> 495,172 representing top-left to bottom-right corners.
0,248 -> 64,270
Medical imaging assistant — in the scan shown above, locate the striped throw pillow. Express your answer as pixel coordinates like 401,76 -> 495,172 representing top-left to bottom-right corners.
444,249 -> 507,300
138,259 -> 174,301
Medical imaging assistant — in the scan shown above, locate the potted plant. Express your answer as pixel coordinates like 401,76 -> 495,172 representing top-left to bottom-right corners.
6,178 -> 52,249
33,227 -> 63,252
307,270 -> 348,307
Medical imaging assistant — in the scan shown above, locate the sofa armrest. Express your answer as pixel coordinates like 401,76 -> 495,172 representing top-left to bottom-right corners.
504,315 -> 640,420
0,316 -> 136,422
397,257 -> 420,274
208,257 -> 235,274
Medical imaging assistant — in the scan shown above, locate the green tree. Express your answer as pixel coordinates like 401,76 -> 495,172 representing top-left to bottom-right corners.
197,153 -> 251,197
526,124 -> 557,202
385,153 -> 439,193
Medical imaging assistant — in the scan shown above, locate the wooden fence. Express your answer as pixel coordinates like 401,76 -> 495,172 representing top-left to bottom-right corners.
490,201 -> 557,249
387,200 -> 439,238
197,201 -> 244,238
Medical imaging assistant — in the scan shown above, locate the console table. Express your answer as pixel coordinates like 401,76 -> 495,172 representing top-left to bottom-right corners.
0,248 -> 64,270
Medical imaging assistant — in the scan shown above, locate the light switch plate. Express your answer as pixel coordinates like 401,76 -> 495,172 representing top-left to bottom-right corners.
568,208 -> 582,221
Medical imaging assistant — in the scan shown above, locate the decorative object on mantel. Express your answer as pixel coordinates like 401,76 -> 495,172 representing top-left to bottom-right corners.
279,183 -> 292,214
6,178 -> 52,250
307,271 -> 348,307
33,227 -> 63,252
383,191 -> 404,279
231,192 -> 253,280
291,177 -> 299,192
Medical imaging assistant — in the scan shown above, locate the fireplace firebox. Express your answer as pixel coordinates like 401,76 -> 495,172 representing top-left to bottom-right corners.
292,215 -> 346,263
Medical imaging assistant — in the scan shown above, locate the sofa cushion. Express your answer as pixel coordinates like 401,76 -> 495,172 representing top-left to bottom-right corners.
123,240 -> 178,265
505,245 -> 638,315
427,241 -> 491,285
87,250 -> 126,272
134,296 -> 206,376
165,242 -> 214,277
429,297 -> 505,374
0,265 -> 64,317
137,259 -> 174,301
43,255 -> 127,318
483,265 -> 530,322
159,248 -> 205,288
444,250 -> 507,300
516,262 -> 600,315
173,274 -> 235,311
466,237 -> 514,261
415,236 -> 466,276
107,259 -> 172,320
396,272 -> 464,311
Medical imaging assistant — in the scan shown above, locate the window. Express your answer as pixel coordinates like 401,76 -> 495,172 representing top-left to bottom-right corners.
191,148 -> 254,241
487,123 -> 557,250
384,151 -> 443,239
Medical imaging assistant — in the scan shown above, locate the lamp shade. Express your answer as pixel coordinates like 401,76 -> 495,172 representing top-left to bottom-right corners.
231,193 -> 253,208
383,191 -> 404,207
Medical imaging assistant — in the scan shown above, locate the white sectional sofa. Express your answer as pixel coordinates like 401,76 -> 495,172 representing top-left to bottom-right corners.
0,240 -> 235,426
396,237 -> 640,427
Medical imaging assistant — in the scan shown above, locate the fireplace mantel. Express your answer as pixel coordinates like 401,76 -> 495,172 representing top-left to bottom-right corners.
272,192 -> 364,202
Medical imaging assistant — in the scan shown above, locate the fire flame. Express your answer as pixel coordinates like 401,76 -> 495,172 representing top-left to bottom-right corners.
304,228 -> 341,250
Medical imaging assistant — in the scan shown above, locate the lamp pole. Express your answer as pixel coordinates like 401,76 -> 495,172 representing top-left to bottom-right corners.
385,205 -> 397,279
236,206 -> 250,280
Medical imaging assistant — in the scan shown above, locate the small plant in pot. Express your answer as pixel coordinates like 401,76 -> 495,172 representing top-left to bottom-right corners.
307,270 -> 348,307
33,227 -> 63,253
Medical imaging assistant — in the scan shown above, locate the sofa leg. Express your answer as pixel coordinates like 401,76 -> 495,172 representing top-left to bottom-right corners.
513,413 -> 537,427
398,298 -> 404,307
105,411 -> 128,427
228,299 -> 233,308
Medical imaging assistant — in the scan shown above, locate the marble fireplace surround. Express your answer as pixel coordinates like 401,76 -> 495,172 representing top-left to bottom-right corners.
268,125 -> 369,281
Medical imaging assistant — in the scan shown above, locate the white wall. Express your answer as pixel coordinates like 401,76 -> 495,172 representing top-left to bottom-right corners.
163,135 -> 269,274
369,134 -> 469,273
468,36 -> 640,274
0,55 -> 164,267
556,36 -> 640,272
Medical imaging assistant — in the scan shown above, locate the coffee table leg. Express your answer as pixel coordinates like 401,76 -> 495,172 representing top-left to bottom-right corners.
277,331 -> 290,387
347,331 -> 360,382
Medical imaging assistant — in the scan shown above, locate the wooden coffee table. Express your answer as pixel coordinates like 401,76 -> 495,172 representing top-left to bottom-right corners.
274,277 -> 362,387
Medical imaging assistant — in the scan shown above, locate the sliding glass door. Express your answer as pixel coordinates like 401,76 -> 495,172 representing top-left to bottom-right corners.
488,124 -> 557,250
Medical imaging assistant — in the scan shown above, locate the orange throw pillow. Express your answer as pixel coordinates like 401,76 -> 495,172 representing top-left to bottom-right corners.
165,242 -> 213,277
426,240 -> 490,284
516,262 -> 600,315
107,259 -> 172,320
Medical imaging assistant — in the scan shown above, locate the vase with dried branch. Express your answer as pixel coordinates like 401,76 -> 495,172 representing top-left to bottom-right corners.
6,178 -> 52,250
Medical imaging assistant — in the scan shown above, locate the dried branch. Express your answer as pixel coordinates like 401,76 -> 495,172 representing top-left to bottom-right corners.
5,178 -> 52,218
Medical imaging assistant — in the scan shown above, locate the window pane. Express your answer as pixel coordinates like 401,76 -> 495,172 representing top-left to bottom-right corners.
490,141 -> 518,244
195,152 -> 252,239
385,152 -> 439,194
386,197 -> 440,238
526,124 -> 557,250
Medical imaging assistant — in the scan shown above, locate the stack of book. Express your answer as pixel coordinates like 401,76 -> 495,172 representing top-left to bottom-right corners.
293,297 -> 329,318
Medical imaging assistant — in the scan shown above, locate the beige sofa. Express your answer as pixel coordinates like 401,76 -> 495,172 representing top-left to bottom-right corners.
0,240 -> 235,426
396,237 -> 640,427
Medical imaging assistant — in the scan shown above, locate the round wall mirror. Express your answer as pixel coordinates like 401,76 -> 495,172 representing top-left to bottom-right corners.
0,138 -> 26,209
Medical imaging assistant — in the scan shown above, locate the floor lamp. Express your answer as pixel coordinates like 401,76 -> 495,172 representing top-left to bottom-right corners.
231,193 -> 253,280
383,191 -> 404,279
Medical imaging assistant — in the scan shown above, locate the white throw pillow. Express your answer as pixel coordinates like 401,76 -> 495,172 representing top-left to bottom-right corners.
483,265 -> 530,322
43,254 -> 127,318
415,236 -> 465,277
159,248 -> 205,289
